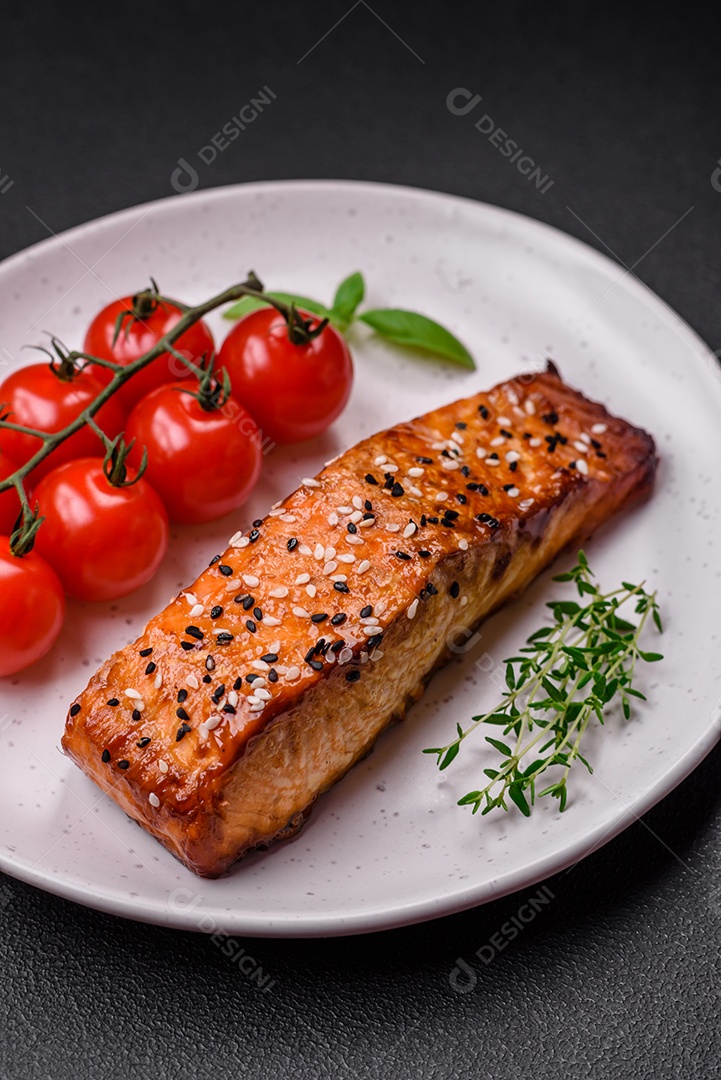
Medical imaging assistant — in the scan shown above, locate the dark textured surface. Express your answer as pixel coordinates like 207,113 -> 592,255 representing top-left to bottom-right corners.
1,3 -> 720,1077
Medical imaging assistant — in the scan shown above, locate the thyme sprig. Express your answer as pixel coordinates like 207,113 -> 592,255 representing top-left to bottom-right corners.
424,552 -> 663,817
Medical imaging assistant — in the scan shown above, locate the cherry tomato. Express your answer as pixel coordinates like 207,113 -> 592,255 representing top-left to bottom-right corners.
0,538 -> 65,677
84,295 -> 215,411
0,451 -> 22,535
218,308 -> 353,444
33,459 -> 169,602
0,365 -> 126,483
125,382 -> 263,524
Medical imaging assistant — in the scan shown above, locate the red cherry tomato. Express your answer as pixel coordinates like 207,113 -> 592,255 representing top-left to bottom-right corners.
0,451 -> 22,535
33,459 -> 169,602
84,295 -> 214,411
125,382 -> 263,524
0,538 -> 65,677
0,365 -> 125,483
218,308 -> 353,444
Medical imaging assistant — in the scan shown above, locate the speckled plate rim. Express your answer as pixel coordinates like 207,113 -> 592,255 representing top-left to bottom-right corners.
1,179 -> 719,938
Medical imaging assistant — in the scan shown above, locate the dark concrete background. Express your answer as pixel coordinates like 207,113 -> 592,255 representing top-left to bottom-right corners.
1,2 -> 720,1077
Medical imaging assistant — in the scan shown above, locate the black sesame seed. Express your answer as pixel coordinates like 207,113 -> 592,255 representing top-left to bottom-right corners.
217,633 -> 234,645
117,760 -> 130,770
176,723 -> 191,742
503,484 -> 515,492
365,473 -> 378,485
441,449 -> 452,458
460,465 -> 471,477
334,581 -> 349,593
246,620 -> 257,633
557,434 -> 567,445
252,518 -> 263,528
364,500 -> 373,511
456,493 -> 467,504
347,522 -> 357,534
360,605 -> 373,618
426,583 -> 438,596
101,749 -> 111,763
137,737 -> 151,748
418,550 -> 431,558
384,476 -> 394,490
456,421 -> 467,430
449,581 -> 460,598
331,613 -> 347,626
181,641 -> 195,652
367,633 -> 383,650
233,677 -> 242,691
210,606 -> 223,619
246,673 -> 260,683
248,530 -> 260,543
185,625 -> 204,640
391,482 -> 404,497
445,509 -> 460,520
346,669 -> 361,683
489,452 -> 499,460
304,646 -> 317,663
253,607 -> 263,622
500,428 -> 512,438
261,652 -> 278,664
440,519 -> 456,529
309,659 -> 324,672
509,460 -> 518,472
176,707 -> 190,722
144,662 -> 156,675
241,595 -> 254,611
395,551 -> 411,560
590,438 -> 602,450
596,450 -> 607,458
331,639 -> 346,653
209,554 -> 221,566
219,564 -> 233,576
268,669 -> 279,683
420,514 -> 427,527
416,456 -> 433,464
427,516 -> 439,525
287,537 -> 298,551
69,703 -> 81,717
131,709 -> 142,723
362,512 -> 375,521
107,698 -> 119,707
222,704 -> 237,715
212,684 -> 225,702
206,655 -> 216,671
478,484 -> 489,496
477,512 -> 492,522
311,613 -> 328,623
177,688 -> 188,703
542,410 -> 559,425
479,405 -> 489,419
466,482 -> 478,491
203,674 -> 212,684
139,647 -> 153,657
569,461 -> 577,469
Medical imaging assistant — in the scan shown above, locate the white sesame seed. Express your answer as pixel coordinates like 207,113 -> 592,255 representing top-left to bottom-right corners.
330,574 -> 347,582
451,431 -> 464,445
251,677 -> 267,689
206,714 -> 221,731
303,477 -> 321,488
249,704 -> 265,714
383,463 -> 399,473
361,624 -> 380,636
269,586 -> 289,598
358,516 -> 375,527
254,688 -> 272,701
459,538 -> 469,551
285,665 -> 301,681
476,447 -> 487,459
407,598 -> 419,619
247,695 -> 261,705
295,573 -> 310,585
187,674 -> 199,690
490,436 -> 505,447
409,486 -> 423,497
299,544 -> 312,556
184,592 -> 199,606
268,508 -> 284,517
236,537 -> 251,548
352,496 -> 363,510
403,522 -> 417,538
529,437 -> 542,447
506,486 -> 520,498
460,596 -> 468,607
576,458 -> 589,475
271,500 -> 282,509
149,792 -> 160,808
227,690 -> 239,708
337,505 -> 353,514
441,459 -> 460,470
505,450 -> 520,463
435,491 -> 449,501
386,523 -> 401,533
431,441 -> 447,450
349,510 -> 363,523
370,650 -> 384,662
338,647 -> 354,664
519,498 -> 535,510
279,513 -> 297,523
188,603 -> 204,619
154,671 -> 163,690
524,398 -> 536,415
591,423 -> 607,434
242,574 -> 260,588
486,458 -> 501,467
374,455 -> 387,466
580,432 -> 591,445
408,466 -> 424,478
357,560 -> 371,574
328,512 -> 339,526
124,688 -> 142,701
252,660 -> 271,672
347,534 -> 364,545
497,416 -> 511,426
323,561 -> 338,575
293,606 -> 311,618
573,441 -> 588,454
325,651 -> 336,664
313,543 -> 324,560
338,553 -> 356,564
228,530 -> 244,546
264,615 -> 281,626
306,584 -> 317,598
158,760 -> 169,774
375,600 -> 387,615
360,615 -> 379,625
360,652 -> 369,664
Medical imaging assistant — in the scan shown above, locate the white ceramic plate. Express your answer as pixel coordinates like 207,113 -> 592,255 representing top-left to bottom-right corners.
1,181 -> 719,938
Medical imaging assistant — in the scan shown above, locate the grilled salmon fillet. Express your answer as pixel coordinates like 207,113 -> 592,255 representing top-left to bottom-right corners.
63,363 -> 656,876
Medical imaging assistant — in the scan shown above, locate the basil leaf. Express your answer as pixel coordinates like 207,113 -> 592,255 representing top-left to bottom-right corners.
358,308 -> 475,369
330,271 -> 365,328
223,291 -> 329,320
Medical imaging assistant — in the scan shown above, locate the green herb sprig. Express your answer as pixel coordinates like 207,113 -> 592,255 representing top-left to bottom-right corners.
223,270 -> 475,370
424,552 -> 663,817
